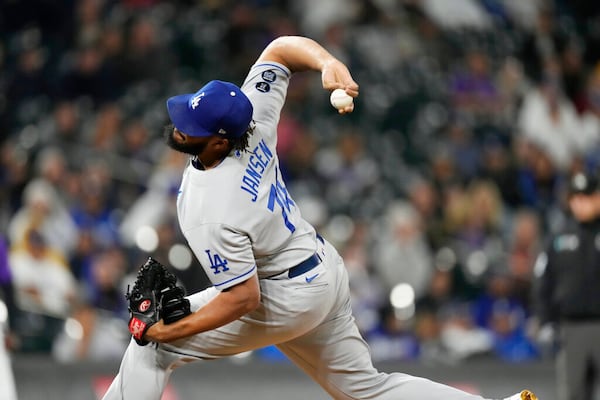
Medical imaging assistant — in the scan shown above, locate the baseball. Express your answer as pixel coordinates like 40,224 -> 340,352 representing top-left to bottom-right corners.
330,89 -> 353,110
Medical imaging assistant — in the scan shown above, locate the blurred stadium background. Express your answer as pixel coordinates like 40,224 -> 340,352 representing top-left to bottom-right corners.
1,0 -> 600,398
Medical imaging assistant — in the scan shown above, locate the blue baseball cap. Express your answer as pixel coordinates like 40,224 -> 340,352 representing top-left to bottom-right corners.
166,80 -> 253,138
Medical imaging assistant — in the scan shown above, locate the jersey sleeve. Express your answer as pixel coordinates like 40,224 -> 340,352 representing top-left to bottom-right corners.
241,62 -> 291,149
186,224 -> 257,291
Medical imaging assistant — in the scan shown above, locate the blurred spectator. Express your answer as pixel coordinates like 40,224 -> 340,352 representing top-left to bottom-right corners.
58,43 -> 119,105
579,65 -> 600,166
517,58 -> 585,171
438,302 -> 494,361
414,308 -> 446,363
89,103 -> 122,151
70,159 -> 120,248
280,126 -> 326,199
52,303 -> 129,363
514,140 -> 562,229
5,30 -> 50,123
517,5 -> 569,83
118,149 -> 186,248
405,175 -> 447,250
69,229 -> 96,282
315,130 -> 381,216
8,229 -> 78,352
494,57 -> 529,124
222,3 -> 274,80
505,208 -> 542,308
500,0 -> 545,32
41,100 -> 85,156
439,120 -> 480,180
53,245 -> 131,363
416,265 -> 489,363
80,248 -> 128,317
366,305 -> 420,362
472,270 -> 538,362
559,40 -> 587,110
8,178 -> 79,258
291,0 -> 360,40
98,23 -> 126,84
117,16 -> 175,87
445,180 -> 505,285
9,230 -> 77,318
0,143 -> 30,222
116,118 -> 155,203
478,136 -> 522,208
33,147 -> 79,208
74,0 -> 105,48
420,0 -> 493,31
371,200 -> 434,301
336,220 -> 384,335
449,48 -> 502,123
487,299 -> 539,363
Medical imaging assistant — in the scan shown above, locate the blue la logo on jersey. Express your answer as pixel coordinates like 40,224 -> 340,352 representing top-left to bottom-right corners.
205,250 -> 229,274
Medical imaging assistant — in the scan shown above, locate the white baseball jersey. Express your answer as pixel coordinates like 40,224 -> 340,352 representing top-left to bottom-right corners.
176,62 -> 317,289
103,61 -> 514,400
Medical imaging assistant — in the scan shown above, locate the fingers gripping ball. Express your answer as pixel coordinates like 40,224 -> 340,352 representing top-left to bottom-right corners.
330,88 -> 353,110
126,257 -> 191,346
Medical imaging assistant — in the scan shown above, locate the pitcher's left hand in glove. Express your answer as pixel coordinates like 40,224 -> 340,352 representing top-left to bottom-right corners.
127,257 -> 191,346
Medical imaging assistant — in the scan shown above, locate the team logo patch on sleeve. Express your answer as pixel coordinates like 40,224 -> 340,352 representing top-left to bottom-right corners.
205,249 -> 230,274
256,82 -> 270,93
261,70 -> 276,82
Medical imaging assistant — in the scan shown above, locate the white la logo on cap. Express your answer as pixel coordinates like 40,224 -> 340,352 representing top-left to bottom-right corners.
191,92 -> 205,109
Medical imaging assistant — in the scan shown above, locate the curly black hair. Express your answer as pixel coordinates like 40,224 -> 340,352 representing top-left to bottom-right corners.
229,120 -> 255,152
163,122 -> 255,153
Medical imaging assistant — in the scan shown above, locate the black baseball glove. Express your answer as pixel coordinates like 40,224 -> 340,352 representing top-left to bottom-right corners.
126,257 -> 191,346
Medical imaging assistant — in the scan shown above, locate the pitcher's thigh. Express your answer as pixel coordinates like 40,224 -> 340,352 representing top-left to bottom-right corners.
277,311 -> 486,400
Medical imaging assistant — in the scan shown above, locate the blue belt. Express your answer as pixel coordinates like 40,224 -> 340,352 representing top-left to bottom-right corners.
288,253 -> 321,278
288,234 -> 324,279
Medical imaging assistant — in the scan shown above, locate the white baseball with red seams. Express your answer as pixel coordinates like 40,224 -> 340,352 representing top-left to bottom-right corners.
330,88 -> 353,109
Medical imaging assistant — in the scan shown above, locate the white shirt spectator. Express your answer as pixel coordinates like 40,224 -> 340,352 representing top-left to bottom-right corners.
8,179 -> 79,258
9,231 -> 77,317
421,0 -> 493,30
518,85 -> 585,171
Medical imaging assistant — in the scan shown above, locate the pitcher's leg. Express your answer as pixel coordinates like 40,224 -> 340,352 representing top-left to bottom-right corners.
277,302 -> 488,400
102,339 -> 174,400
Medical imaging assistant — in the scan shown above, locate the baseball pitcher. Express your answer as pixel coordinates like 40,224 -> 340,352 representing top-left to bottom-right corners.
102,35 -> 537,400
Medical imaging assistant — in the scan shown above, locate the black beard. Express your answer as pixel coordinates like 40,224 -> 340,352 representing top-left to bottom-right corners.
163,127 -> 206,156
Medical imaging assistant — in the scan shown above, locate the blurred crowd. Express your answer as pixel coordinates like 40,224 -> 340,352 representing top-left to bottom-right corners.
1,0 -> 599,365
